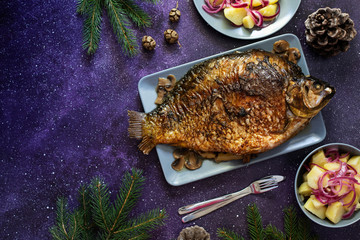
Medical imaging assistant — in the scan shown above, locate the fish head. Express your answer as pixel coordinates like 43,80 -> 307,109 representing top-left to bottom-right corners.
286,76 -> 335,118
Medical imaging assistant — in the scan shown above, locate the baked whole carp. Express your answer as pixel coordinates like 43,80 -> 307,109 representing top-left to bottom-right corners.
128,49 -> 335,163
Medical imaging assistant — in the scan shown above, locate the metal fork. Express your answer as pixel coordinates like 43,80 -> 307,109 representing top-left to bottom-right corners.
178,175 -> 284,223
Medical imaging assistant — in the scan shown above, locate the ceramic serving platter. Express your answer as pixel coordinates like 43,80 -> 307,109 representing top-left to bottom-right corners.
138,34 -> 326,186
193,0 -> 301,39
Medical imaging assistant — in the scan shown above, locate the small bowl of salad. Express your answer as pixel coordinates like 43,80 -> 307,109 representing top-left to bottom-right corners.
295,143 -> 360,227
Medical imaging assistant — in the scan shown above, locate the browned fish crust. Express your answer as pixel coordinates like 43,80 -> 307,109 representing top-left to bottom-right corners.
130,49 -> 316,155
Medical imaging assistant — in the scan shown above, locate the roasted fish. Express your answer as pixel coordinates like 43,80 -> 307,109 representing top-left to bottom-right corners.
128,49 -> 335,161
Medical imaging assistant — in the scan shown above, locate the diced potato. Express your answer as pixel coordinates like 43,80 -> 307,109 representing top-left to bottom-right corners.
339,154 -> 350,163
348,156 -> 360,174
310,150 -> 328,168
310,195 -> 325,208
304,197 -> 326,219
354,175 -> 360,195
335,184 -> 350,196
242,15 -> 255,29
243,0 -> 263,7
342,191 -> 360,211
298,182 -> 312,196
209,0 -> 223,6
323,162 -> 341,171
258,4 -> 277,18
326,202 -> 346,224
223,7 -> 248,26
303,172 -> 309,182
307,166 -> 325,189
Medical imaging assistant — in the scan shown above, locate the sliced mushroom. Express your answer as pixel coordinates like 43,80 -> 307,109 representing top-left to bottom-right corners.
171,156 -> 186,171
165,74 -> 176,91
171,148 -> 188,171
287,47 -> 301,64
184,151 -> 203,170
273,40 -> 290,53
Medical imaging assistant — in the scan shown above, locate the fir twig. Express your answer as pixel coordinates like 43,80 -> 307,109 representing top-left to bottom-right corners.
114,208 -> 167,238
82,0 -> 102,55
217,227 -> 245,240
50,168 -> 167,240
283,206 -> 298,240
247,203 -> 264,240
117,0 -> 152,28
49,198 -> 83,240
264,224 -> 286,240
76,0 -> 88,15
217,204 -> 317,240
90,177 -> 112,233
105,0 -> 138,56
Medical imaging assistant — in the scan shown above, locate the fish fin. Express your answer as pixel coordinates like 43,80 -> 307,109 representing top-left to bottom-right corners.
128,110 -> 145,140
138,136 -> 156,155
128,110 -> 156,154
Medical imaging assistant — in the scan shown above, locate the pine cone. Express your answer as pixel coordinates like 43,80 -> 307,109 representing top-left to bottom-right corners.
177,225 -> 210,240
305,7 -> 357,56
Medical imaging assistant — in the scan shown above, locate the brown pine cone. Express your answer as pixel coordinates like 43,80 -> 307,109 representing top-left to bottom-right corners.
164,29 -> 179,44
177,225 -> 210,240
305,7 -> 357,56
142,36 -> 156,51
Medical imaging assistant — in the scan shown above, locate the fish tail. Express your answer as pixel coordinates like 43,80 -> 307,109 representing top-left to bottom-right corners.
128,110 -> 156,154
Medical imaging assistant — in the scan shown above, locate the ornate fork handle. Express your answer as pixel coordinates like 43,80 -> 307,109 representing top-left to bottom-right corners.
178,186 -> 251,215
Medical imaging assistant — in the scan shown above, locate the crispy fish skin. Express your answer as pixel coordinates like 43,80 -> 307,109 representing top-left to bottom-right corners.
129,49 -> 335,157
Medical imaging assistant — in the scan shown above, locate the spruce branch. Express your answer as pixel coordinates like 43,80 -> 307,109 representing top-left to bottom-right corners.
217,204 -> 317,240
217,227 -> 245,240
77,0 -> 88,15
109,168 -> 145,234
283,206 -> 298,240
247,203 -> 264,240
90,177 -> 112,233
50,168 -> 167,240
82,0 -> 102,55
264,224 -> 286,240
49,198 -> 83,240
114,208 -> 167,238
105,0 -> 138,56
117,0 -> 152,28
77,0 -> 158,56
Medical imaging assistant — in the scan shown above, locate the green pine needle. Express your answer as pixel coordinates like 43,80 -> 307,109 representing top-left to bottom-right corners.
78,0 -> 158,56
49,168 -> 167,240
76,0 -> 88,15
117,0 -> 152,28
115,208 -> 167,238
217,227 -> 245,240
218,204 -> 317,240
49,198 -> 83,240
264,224 -> 286,240
247,203 -> 264,240
82,0 -> 102,55
283,206 -> 298,240
105,0 -> 138,56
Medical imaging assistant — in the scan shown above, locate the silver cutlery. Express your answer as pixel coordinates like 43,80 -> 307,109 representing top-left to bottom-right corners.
179,175 -> 285,223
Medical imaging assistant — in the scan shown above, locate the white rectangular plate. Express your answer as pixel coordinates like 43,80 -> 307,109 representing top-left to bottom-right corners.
138,34 -> 326,186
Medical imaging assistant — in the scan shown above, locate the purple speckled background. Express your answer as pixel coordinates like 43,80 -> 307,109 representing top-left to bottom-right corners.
1,0 -> 359,239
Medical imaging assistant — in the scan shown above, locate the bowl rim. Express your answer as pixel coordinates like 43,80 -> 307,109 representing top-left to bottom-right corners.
294,142 -> 360,228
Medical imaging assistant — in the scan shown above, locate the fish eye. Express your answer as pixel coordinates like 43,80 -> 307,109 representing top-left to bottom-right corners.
313,82 -> 323,91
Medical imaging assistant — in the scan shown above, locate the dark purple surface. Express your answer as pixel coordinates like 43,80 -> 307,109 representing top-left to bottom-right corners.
1,0 -> 359,239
